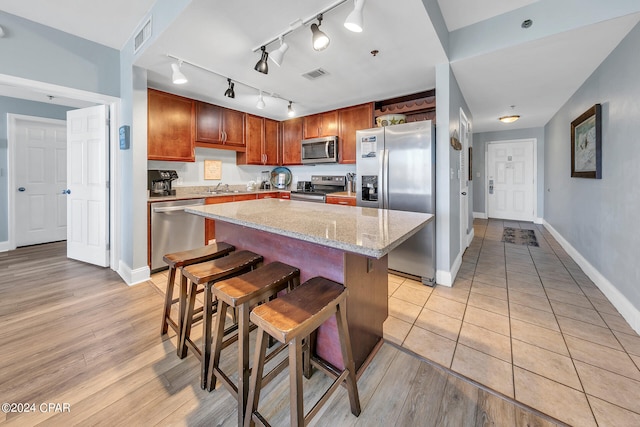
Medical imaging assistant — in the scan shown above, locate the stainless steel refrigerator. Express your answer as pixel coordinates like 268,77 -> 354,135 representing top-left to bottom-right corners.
356,121 -> 436,285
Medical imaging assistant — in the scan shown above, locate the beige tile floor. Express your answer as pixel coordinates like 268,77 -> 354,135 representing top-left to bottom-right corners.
384,218 -> 640,426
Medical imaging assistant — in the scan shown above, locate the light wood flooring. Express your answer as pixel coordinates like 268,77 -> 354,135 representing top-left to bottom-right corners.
0,241 -> 560,426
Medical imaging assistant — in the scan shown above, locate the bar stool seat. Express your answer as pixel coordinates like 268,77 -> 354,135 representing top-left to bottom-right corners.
180,250 -> 264,389
245,277 -> 361,427
208,261 -> 300,426
160,242 -> 235,340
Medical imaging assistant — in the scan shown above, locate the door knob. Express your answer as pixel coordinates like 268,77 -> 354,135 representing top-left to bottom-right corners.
62,189 -> 71,195
461,192 -> 467,196
18,187 -> 26,192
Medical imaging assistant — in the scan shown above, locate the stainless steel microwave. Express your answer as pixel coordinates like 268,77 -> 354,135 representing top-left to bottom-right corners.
301,136 -> 339,164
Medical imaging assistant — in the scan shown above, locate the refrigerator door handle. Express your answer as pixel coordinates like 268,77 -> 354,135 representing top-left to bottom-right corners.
382,148 -> 390,209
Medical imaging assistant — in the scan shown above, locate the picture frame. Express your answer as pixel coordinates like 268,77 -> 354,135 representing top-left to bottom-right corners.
571,104 -> 601,179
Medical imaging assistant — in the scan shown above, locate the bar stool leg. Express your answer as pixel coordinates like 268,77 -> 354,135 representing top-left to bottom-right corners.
208,299 -> 228,392
289,337 -> 304,426
237,303 -> 251,426
244,329 -> 269,427
160,266 -> 177,334
336,300 -> 361,416
178,280 -> 198,359
201,284 -> 215,390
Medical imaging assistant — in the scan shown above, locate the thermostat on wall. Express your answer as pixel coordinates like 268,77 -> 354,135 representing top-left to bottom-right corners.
119,125 -> 130,150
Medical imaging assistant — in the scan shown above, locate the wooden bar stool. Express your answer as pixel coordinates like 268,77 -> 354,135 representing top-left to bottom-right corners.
160,242 -> 235,341
244,277 -> 361,427
207,261 -> 300,426
180,250 -> 263,389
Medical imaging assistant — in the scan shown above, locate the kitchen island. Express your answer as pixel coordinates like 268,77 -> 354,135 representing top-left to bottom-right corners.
186,198 -> 433,374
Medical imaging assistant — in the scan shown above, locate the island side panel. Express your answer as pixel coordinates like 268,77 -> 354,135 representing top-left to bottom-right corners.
315,252 -> 388,371
214,221 -> 388,373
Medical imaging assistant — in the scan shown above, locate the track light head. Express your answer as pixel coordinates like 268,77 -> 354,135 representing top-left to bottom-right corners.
224,78 -> 235,98
344,0 -> 366,33
171,61 -> 188,85
254,46 -> 269,74
287,101 -> 296,117
311,14 -> 330,51
270,37 -> 289,67
256,91 -> 266,109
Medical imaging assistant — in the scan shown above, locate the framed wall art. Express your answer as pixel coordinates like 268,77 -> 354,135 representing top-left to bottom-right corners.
571,103 -> 601,179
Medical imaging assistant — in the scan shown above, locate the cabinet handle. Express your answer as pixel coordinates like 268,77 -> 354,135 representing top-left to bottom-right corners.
338,201 -> 348,205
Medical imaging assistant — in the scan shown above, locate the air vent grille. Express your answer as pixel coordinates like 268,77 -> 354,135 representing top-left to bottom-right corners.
302,68 -> 329,80
134,18 -> 152,53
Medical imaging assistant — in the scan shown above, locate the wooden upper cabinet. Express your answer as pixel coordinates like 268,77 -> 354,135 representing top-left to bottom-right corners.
339,103 -> 374,164
195,101 -> 245,150
238,116 -> 279,165
147,89 -> 195,162
195,101 -> 222,143
303,110 -> 338,139
221,109 -> 245,147
264,118 -> 279,165
281,117 -> 303,165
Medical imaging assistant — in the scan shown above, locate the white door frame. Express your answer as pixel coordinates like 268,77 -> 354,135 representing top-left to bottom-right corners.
484,138 -> 537,221
459,108 -> 471,250
1,73 -> 121,271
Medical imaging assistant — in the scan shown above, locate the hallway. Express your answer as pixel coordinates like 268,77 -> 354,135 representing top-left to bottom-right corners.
384,219 -> 640,426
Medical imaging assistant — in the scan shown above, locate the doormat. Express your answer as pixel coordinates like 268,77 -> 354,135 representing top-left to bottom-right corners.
501,227 -> 539,247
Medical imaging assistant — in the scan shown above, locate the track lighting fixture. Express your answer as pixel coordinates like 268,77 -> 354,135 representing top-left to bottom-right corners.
254,46 -> 269,74
344,0 -> 366,32
224,78 -> 235,98
287,101 -> 296,117
310,14 -> 330,51
256,91 -> 266,109
171,60 -> 188,85
269,37 -> 289,67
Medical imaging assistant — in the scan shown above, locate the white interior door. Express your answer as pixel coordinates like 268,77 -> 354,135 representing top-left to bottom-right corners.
66,105 -> 109,267
487,140 -> 535,221
14,117 -> 67,246
459,109 -> 470,250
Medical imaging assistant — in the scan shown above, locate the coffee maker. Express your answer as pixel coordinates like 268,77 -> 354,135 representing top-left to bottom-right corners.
148,170 -> 178,197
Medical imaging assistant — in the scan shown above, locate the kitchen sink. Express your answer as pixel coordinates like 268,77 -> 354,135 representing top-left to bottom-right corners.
197,190 -> 251,196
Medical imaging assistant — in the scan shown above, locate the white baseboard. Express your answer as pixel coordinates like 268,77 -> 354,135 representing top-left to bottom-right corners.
543,220 -> 640,335
473,212 -> 488,219
436,252 -> 462,288
534,217 -> 543,225
118,260 -> 151,286
0,241 -> 11,252
467,228 -> 475,247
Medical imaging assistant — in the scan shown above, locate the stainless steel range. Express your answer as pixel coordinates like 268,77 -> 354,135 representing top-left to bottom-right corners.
290,175 -> 346,203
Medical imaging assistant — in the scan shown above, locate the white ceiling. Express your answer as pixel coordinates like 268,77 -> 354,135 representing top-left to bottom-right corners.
2,0 -> 640,132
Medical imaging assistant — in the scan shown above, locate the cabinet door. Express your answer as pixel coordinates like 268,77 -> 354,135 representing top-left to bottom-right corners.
278,192 -> 291,199
147,89 -> 194,161
204,195 -> 235,243
339,103 -> 373,164
195,101 -> 222,143
264,118 -> 279,165
282,118 -> 303,165
320,110 -> 339,137
244,114 -> 264,164
303,114 -> 322,139
257,192 -> 278,199
221,109 -> 245,147
233,194 -> 257,202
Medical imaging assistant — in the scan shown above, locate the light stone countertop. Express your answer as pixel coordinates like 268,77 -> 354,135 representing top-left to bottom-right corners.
186,198 -> 433,259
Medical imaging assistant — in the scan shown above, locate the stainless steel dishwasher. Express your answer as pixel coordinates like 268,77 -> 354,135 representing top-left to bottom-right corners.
150,198 -> 205,272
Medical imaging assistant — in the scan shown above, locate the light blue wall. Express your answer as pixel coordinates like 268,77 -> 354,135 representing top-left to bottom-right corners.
0,11 -> 120,97
545,22 -> 640,313
472,127 -> 545,217
0,96 -> 74,241
435,63 -> 472,282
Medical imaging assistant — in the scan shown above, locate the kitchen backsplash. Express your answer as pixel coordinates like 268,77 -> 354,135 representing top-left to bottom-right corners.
148,147 -> 355,188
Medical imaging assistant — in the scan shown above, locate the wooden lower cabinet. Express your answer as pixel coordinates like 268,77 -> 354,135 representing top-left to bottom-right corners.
326,195 -> 356,206
204,194 -> 257,243
257,192 -> 279,199
278,192 -> 291,200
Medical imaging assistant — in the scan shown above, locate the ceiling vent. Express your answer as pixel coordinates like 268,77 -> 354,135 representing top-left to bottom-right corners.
134,17 -> 152,54
302,68 -> 329,80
